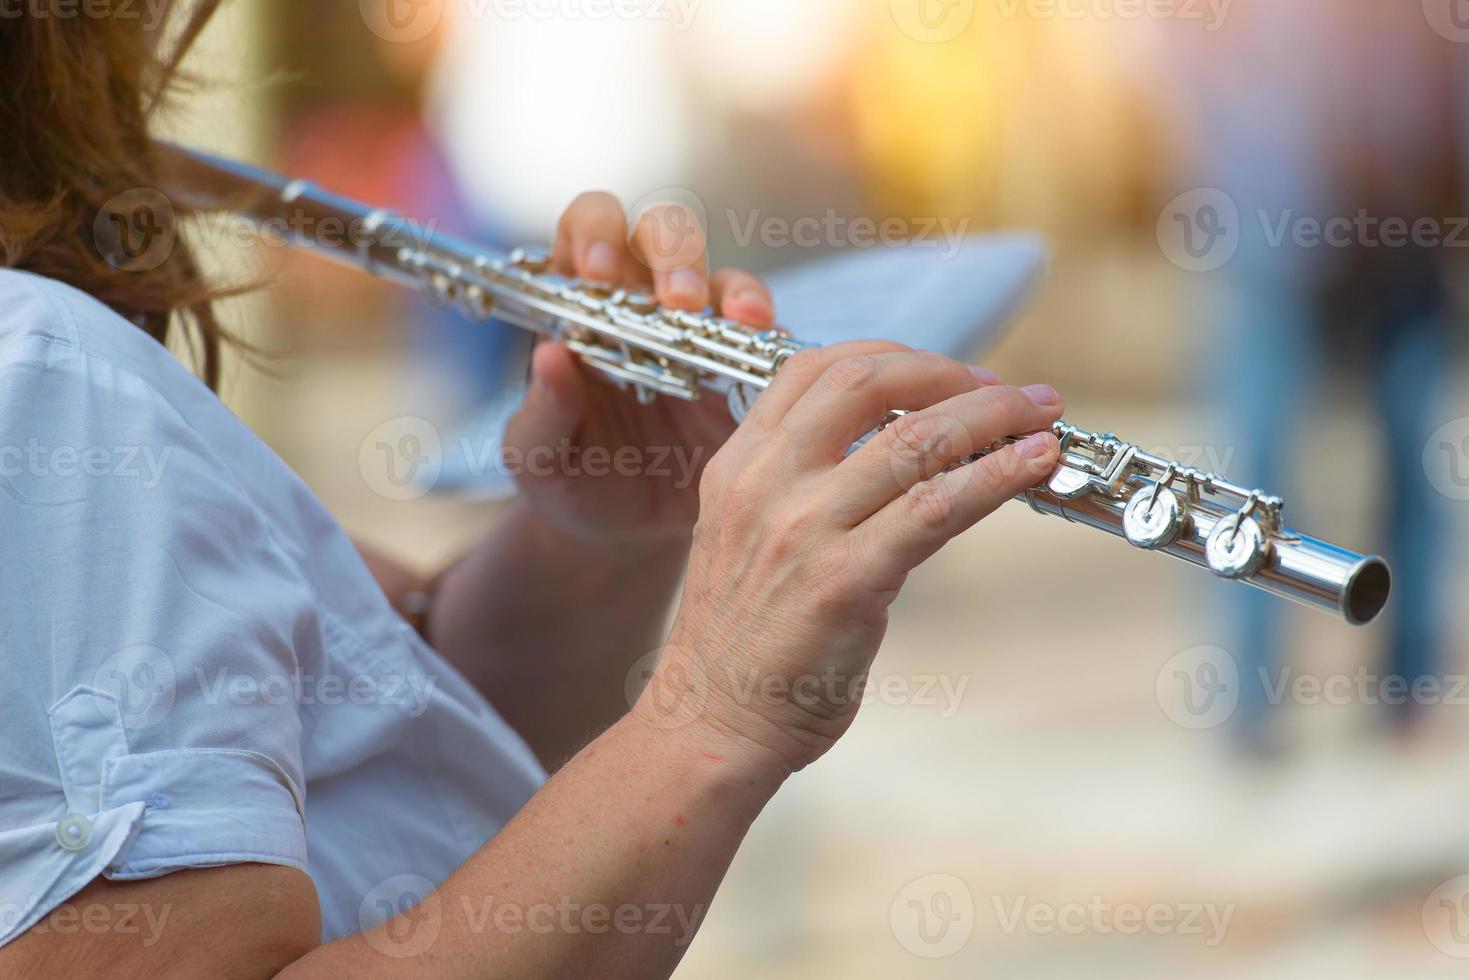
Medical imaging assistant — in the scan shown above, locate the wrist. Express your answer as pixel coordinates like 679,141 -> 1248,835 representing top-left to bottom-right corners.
629,633 -> 823,784
627,677 -> 795,795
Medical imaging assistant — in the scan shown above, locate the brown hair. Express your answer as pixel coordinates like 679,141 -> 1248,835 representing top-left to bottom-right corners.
0,0 -> 234,388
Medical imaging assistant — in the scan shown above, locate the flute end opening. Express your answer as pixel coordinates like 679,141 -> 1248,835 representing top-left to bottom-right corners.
1344,558 -> 1391,626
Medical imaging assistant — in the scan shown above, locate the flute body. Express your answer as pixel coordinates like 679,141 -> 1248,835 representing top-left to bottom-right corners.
163,147 -> 1391,626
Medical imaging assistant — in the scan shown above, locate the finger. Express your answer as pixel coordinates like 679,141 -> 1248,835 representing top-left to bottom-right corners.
501,342 -> 587,473
826,383 -> 1064,525
710,267 -> 775,327
551,191 -> 631,285
853,430 -> 1062,581
740,339 -> 912,431
969,363 -> 1002,385
779,351 -> 995,464
628,203 -> 709,311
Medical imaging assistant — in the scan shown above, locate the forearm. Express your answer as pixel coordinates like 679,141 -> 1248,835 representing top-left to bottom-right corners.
283,706 -> 786,979
428,498 -> 691,768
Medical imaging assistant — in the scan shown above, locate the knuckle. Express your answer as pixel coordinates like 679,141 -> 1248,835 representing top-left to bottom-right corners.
782,348 -> 826,380
971,445 -> 1037,497
767,501 -> 825,544
845,339 -> 910,357
886,412 -> 950,465
806,544 -> 855,599
822,355 -> 879,394
698,450 -> 729,497
690,514 -> 718,553
722,465 -> 768,516
907,476 -> 957,530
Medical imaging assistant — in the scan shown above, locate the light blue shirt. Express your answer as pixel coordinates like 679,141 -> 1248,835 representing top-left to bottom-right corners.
0,269 -> 545,948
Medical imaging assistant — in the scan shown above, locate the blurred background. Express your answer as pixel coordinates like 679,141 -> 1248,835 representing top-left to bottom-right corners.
166,0 -> 1469,975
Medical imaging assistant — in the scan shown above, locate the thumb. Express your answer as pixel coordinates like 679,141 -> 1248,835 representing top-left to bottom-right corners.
503,342 -> 587,462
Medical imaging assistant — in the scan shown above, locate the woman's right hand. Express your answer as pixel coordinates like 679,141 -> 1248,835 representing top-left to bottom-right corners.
637,341 -> 1065,774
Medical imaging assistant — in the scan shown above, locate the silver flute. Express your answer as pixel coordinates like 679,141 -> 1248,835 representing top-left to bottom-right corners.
163,147 -> 1391,626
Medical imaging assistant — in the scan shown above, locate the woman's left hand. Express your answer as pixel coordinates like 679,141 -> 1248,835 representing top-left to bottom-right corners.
501,192 -> 777,543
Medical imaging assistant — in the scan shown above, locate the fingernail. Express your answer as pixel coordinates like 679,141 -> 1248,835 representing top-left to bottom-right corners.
1022,384 -> 1060,407
1018,432 -> 1054,459
584,241 -> 618,282
666,267 -> 704,300
969,365 -> 1001,385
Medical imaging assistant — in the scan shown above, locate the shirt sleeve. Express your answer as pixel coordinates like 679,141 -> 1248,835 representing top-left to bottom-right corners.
0,334 -> 314,948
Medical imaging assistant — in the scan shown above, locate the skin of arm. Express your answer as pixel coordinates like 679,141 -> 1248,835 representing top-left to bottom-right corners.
426,500 -> 691,770
353,509 -> 689,773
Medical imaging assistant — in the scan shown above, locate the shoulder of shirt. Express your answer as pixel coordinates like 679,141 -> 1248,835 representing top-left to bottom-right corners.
0,268 -> 322,580
0,267 -> 213,392
0,268 -> 263,493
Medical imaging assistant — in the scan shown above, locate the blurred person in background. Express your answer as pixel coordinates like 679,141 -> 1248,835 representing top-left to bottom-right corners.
0,2 -> 1069,976
1157,0 -> 1461,752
